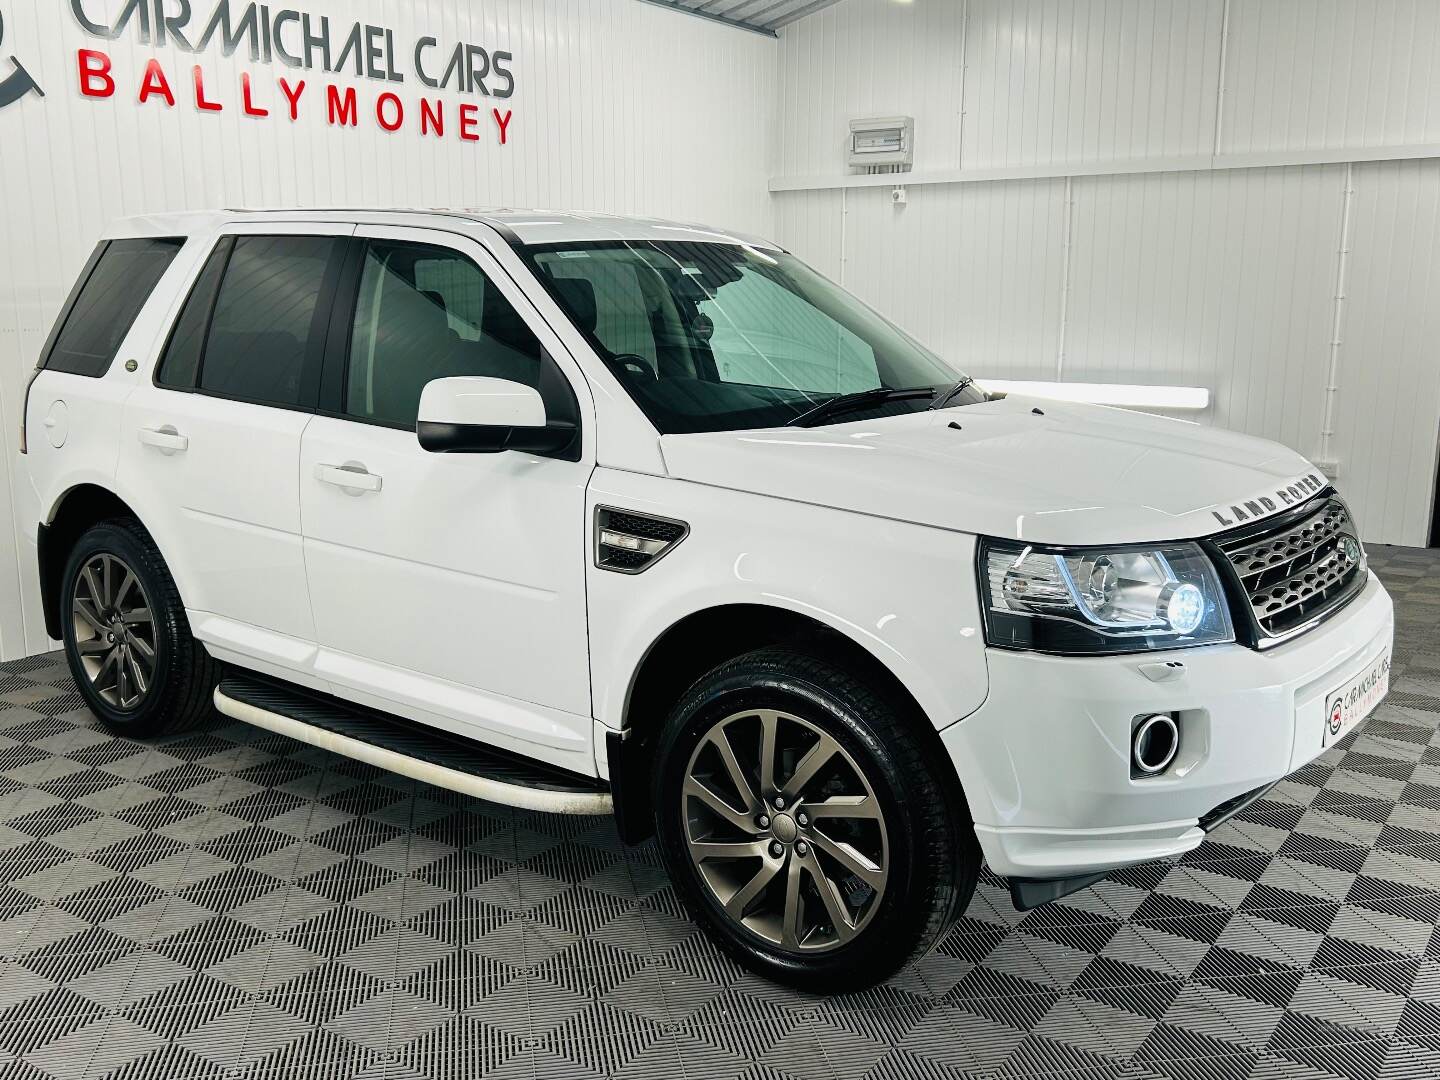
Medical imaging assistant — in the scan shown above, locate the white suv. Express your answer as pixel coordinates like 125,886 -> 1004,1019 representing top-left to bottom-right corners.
21,209 -> 1394,990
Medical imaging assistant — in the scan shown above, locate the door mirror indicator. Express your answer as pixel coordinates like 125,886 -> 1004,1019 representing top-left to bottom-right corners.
416,376 -> 576,456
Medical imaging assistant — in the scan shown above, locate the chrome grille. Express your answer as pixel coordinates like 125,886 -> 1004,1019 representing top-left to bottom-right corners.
1215,495 -> 1366,646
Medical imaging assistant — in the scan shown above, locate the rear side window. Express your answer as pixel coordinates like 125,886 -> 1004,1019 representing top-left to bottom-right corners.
43,238 -> 183,377
156,235 -> 343,409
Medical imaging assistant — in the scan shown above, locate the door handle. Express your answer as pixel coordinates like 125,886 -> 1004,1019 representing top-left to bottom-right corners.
138,426 -> 189,454
315,463 -> 383,494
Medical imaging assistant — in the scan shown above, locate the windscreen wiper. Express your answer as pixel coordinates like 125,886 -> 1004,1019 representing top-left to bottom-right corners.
786,386 -> 936,428
929,376 -> 979,411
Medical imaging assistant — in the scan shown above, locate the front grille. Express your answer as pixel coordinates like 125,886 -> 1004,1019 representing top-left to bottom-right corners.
1213,494 -> 1366,646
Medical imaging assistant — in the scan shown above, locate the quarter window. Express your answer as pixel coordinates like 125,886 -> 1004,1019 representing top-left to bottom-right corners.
155,239 -> 230,390
44,238 -> 183,377
345,240 -> 574,430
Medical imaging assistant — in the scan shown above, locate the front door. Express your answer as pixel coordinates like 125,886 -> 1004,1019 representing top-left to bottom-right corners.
298,225 -> 595,774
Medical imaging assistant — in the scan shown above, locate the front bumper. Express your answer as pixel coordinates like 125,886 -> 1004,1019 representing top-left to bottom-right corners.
943,572 -> 1394,882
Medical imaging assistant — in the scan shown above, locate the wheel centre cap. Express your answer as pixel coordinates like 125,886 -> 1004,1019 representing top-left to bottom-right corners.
771,813 -> 798,844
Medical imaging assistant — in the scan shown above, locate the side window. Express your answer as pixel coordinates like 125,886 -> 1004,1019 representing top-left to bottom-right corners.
197,235 -> 342,408
702,267 -> 879,394
345,240 -> 576,430
44,238 -> 183,377
156,239 -> 231,389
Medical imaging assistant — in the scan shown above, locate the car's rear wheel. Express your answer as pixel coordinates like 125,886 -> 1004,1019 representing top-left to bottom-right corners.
652,647 -> 979,990
61,519 -> 219,736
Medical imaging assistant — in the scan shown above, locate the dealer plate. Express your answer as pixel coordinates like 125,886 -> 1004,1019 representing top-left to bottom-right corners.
1322,651 -> 1390,747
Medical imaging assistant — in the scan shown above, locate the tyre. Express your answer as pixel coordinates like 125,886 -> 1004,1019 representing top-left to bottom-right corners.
652,646 -> 979,990
60,518 -> 219,736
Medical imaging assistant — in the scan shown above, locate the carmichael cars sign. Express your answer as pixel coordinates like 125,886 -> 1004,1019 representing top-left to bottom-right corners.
66,0 -> 514,143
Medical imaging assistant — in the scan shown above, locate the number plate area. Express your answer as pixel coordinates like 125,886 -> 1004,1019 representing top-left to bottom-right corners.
1322,651 -> 1391,747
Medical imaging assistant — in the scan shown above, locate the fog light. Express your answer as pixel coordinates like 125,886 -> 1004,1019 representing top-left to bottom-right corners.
1132,714 -> 1179,775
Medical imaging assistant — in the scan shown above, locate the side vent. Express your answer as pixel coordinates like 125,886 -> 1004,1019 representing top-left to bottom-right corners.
595,506 -> 688,574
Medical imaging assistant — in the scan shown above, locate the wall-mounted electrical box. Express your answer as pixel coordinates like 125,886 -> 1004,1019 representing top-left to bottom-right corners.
848,116 -> 914,170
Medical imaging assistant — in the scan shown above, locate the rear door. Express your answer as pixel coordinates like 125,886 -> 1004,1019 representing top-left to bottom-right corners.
117,223 -> 353,680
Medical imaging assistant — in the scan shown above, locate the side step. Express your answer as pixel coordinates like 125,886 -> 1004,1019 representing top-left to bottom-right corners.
214,673 -> 613,815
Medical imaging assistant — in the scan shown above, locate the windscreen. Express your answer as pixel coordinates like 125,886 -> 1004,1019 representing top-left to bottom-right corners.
529,240 -> 979,433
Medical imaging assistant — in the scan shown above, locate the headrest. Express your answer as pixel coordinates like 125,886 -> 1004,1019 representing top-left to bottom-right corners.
551,276 -> 598,336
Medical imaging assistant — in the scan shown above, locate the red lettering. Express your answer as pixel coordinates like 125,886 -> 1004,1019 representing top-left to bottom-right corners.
77,49 -> 115,99
459,103 -> 480,142
492,108 -> 512,146
241,73 -> 269,118
326,84 -> 357,127
279,78 -> 305,121
376,92 -> 403,132
138,59 -> 174,107
193,67 -> 222,112
420,98 -> 443,137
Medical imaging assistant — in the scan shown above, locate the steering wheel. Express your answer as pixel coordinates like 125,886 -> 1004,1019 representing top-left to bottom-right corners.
611,353 -> 658,381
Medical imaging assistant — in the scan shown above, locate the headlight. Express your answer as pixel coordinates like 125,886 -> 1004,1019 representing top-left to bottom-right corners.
979,538 -> 1234,654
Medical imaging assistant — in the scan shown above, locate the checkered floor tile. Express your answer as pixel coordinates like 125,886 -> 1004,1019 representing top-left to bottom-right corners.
0,546 -> 1437,1079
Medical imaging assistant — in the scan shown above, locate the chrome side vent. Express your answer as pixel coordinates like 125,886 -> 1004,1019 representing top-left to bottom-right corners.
595,507 -> 688,574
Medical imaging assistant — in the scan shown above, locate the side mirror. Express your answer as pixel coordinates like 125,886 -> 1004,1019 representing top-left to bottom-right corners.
417,377 -> 576,455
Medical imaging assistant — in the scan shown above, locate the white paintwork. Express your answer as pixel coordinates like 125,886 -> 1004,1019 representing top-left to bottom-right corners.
660,396 -> 1320,546
584,465 -> 990,741
0,0 -> 777,662
418,377 -> 547,430
22,204 -> 1397,891
952,573 -> 1394,878
213,687 -> 613,815
771,0 -> 1440,547
983,381 -> 1211,411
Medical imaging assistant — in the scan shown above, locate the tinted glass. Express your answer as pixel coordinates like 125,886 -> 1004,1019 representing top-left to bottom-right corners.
45,238 -> 183,377
200,235 -> 340,407
530,241 -> 978,433
346,240 -> 573,429
155,239 -> 231,390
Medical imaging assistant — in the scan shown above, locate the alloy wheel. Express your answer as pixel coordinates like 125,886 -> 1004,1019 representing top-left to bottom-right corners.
682,708 -> 889,952
71,553 -> 157,712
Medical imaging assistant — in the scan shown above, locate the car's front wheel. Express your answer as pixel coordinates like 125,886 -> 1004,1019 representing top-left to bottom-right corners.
653,647 -> 979,990
60,519 -> 219,736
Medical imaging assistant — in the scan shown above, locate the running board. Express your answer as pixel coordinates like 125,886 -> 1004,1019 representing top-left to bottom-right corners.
214,674 -> 613,815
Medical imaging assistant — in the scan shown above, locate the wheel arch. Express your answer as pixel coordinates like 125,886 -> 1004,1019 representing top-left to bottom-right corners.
609,602 -> 972,844
39,484 -> 151,640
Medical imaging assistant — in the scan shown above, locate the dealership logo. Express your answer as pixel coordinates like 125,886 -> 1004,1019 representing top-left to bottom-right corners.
0,9 -> 45,110
1327,697 -> 1344,737
68,0 -> 513,144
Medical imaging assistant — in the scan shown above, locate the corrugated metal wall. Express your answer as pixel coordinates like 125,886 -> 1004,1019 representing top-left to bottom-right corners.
773,0 -> 1440,549
0,0 -> 776,661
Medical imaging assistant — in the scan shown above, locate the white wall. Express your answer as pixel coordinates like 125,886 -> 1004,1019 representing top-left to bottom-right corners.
773,0 -> 1440,549
0,0 -> 776,661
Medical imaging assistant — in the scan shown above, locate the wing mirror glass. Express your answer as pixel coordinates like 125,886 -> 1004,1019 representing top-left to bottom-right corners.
416,376 -> 576,455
